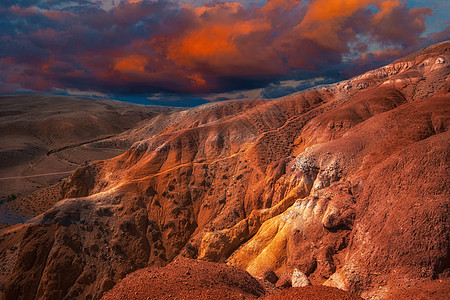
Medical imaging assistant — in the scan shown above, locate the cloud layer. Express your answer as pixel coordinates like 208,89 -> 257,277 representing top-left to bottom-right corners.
0,0 -> 448,98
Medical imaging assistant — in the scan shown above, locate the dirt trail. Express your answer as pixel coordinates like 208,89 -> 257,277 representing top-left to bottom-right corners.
46,135 -> 115,155
0,170 -> 76,181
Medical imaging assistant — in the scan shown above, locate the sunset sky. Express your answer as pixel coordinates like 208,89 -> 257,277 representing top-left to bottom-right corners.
1,0 -> 449,106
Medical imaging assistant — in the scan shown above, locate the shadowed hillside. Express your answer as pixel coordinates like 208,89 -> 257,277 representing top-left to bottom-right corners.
0,95 -> 178,222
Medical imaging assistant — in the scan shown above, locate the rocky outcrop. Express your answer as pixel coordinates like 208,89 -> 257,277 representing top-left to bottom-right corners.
338,41 -> 450,101
292,269 -> 311,287
229,95 -> 450,297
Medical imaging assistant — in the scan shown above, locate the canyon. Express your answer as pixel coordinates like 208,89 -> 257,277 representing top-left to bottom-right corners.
0,41 -> 449,299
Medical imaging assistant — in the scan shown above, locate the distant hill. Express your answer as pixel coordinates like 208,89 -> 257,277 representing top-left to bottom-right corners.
0,94 -> 179,220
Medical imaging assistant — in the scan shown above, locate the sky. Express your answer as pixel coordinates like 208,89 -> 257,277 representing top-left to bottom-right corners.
0,0 -> 449,106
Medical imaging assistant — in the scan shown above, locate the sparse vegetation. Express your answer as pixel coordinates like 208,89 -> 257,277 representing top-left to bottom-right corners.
0,194 -> 17,205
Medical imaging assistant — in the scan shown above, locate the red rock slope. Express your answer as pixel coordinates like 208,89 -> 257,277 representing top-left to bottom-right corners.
102,257 -> 266,300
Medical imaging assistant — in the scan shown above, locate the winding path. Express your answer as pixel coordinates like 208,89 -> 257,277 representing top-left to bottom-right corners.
0,170 -> 75,181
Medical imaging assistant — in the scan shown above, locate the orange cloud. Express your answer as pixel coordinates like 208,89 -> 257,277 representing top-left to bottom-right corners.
166,15 -> 271,76
114,55 -> 147,73
1,0 -> 442,96
187,74 -> 207,86
92,0 -> 439,93
292,0 -> 377,51
295,0 -> 415,51
191,2 -> 244,16
373,0 -> 401,20
301,0 -> 378,23
168,25 -> 237,65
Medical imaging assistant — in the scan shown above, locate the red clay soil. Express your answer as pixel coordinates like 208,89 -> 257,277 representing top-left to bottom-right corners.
102,257 -> 266,300
385,277 -> 450,300
102,258 -> 363,300
264,286 -> 362,300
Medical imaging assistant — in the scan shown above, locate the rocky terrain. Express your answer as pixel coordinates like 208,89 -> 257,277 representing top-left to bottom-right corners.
103,257 -> 361,300
0,41 -> 449,299
103,257 -> 267,300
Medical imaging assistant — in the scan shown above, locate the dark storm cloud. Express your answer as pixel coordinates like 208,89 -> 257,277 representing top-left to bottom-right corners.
0,0 -> 448,99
